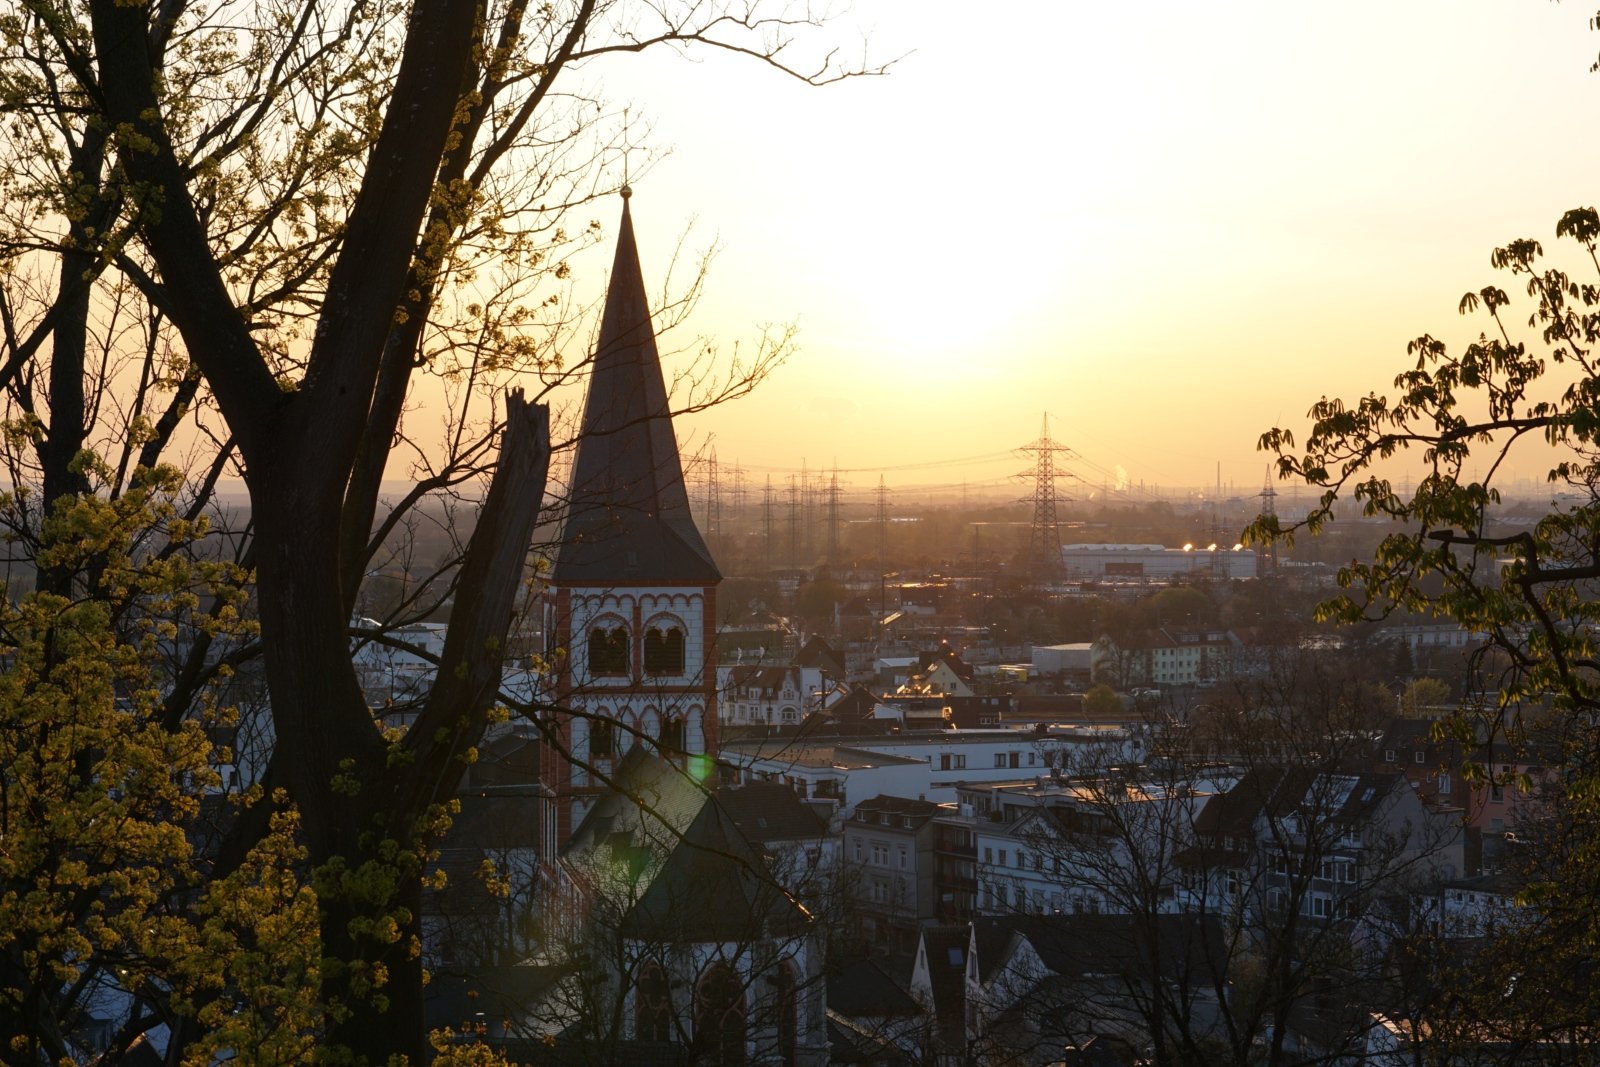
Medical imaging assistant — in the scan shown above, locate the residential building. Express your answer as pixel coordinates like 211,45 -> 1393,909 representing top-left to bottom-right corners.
720,664 -> 811,727
963,914 -> 1226,1065
1178,767 -> 1466,925
1092,627 -> 1234,688
722,728 -> 1144,811
842,795 -> 943,949
825,958 -> 932,1064
956,769 -> 1229,918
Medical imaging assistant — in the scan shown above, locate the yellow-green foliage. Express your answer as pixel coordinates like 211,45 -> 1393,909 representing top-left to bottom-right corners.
0,466 -> 317,1059
427,1030 -> 523,1066
172,802 -> 321,1067
0,589 -> 214,1042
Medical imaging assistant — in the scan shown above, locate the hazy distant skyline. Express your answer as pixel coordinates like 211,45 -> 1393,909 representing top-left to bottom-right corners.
547,0 -> 1600,498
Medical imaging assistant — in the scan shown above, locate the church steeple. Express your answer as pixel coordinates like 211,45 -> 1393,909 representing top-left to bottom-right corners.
554,189 -> 719,583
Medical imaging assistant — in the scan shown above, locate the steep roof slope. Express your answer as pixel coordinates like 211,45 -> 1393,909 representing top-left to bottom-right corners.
554,190 -> 718,585
620,790 -> 811,942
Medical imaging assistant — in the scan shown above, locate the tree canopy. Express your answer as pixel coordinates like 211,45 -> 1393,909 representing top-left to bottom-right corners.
1254,203 -> 1600,1057
0,0 -> 879,1059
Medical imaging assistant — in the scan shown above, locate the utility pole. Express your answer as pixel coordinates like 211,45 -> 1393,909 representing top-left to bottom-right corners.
825,466 -> 842,566
704,448 -> 720,543
1256,464 -> 1279,575
875,475 -> 890,571
799,459 -> 811,562
730,462 -> 745,528
1017,412 -> 1073,581
762,475 -> 775,571
786,474 -> 800,567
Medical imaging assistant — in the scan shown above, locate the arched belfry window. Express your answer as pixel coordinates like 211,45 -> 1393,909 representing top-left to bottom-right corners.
635,960 -> 672,1042
588,625 -> 629,677
644,625 -> 686,675
696,963 -> 746,1067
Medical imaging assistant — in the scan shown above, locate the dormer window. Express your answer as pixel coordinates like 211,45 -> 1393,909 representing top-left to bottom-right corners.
644,626 -> 685,675
589,626 -> 629,676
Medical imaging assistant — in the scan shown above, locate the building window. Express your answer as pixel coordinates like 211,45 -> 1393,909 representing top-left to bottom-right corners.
636,961 -> 672,1042
776,963 -> 798,1067
1009,752 -> 1020,769
1385,749 -> 1396,763
940,754 -> 952,771
659,716 -> 685,753
590,717 -> 615,759
589,626 -> 629,676
696,963 -> 746,1067
1414,751 -> 1426,765
954,755 -> 966,770
644,625 -> 686,675
1438,773 -> 1451,795
994,754 -> 1006,768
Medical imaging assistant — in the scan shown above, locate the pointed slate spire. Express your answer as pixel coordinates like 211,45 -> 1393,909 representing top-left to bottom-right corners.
554,189 -> 720,583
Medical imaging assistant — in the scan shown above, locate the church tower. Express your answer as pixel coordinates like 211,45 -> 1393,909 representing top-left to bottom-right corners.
540,188 -> 721,853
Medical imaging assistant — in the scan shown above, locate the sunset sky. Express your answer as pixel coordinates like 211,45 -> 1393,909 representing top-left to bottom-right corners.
560,0 -> 1600,502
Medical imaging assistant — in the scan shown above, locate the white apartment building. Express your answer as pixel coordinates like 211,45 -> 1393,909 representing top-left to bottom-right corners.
721,727 -> 1146,813
1061,543 -> 1257,581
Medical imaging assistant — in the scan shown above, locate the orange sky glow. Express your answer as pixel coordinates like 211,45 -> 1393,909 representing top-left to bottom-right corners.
539,0 -> 1600,503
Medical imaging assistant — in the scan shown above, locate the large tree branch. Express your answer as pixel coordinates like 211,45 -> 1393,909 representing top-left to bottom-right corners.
398,392 -> 549,813
293,0 -> 480,471
338,0 -> 594,609
87,0 -> 282,461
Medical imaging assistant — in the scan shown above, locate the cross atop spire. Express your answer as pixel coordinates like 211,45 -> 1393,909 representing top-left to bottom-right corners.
553,191 -> 719,584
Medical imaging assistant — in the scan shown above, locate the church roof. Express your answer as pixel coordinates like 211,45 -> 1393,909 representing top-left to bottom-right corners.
621,787 -> 812,943
553,190 -> 720,585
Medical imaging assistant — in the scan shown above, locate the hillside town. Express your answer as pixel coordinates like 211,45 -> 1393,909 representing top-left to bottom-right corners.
378,193 -> 1569,1066
11,0 -> 1600,1062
